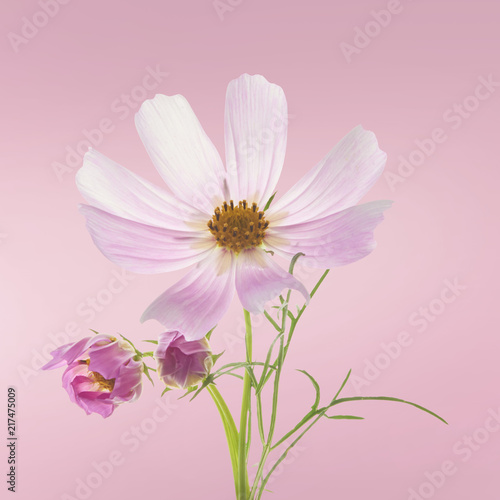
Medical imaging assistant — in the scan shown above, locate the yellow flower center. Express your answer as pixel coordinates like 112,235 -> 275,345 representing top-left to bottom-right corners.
80,359 -> 115,392
90,371 -> 116,392
207,200 -> 269,254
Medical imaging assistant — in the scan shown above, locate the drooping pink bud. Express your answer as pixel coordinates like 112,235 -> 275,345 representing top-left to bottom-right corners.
155,331 -> 213,390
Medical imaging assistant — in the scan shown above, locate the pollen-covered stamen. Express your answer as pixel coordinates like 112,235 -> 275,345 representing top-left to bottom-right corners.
90,370 -> 116,392
207,200 -> 269,253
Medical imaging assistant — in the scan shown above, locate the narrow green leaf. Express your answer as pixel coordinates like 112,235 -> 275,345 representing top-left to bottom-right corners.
189,376 -> 214,401
263,191 -> 277,211
331,369 -> 352,403
256,332 -> 283,395
205,325 -> 217,342
264,311 -> 281,332
325,396 -> 448,425
178,385 -> 198,400
161,386 -> 171,397
142,364 -> 155,386
288,252 -> 305,275
325,415 -> 364,420
211,351 -> 225,366
297,369 -> 321,411
143,339 -> 158,345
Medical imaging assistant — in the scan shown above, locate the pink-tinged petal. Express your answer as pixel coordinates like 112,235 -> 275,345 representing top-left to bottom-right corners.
135,94 -> 226,215
235,248 -> 309,314
62,363 -> 88,403
267,126 -> 387,224
62,364 -> 114,417
88,340 -> 135,380
76,391 -> 115,418
155,332 -> 212,390
111,359 -> 143,402
155,331 -> 180,358
76,149 -> 207,231
141,249 -> 236,341
266,200 -> 392,268
42,335 -> 111,370
157,331 -> 211,357
80,205 -> 215,274
225,74 -> 288,207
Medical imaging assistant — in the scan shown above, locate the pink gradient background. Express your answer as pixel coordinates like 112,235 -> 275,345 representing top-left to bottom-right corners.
1,1 -> 499,499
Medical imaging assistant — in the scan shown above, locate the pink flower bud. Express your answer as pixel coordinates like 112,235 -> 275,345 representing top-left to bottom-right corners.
43,334 -> 143,418
155,331 -> 213,390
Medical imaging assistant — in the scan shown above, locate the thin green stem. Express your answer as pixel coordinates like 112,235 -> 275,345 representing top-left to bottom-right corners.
207,384 -> 240,496
261,270 -> 331,388
272,369 -> 351,450
250,333 -> 285,498
237,309 -> 253,500
257,411 -> 325,499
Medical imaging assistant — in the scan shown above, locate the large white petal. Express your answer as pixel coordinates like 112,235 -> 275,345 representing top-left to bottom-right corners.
135,94 -> 227,215
225,74 -> 288,207
267,126 -> 387,224
235,248 -> 309,314
266,200 -> 392,268
141,249 -> 235,341
80,205 -> 214,274
76,149 -> 207,231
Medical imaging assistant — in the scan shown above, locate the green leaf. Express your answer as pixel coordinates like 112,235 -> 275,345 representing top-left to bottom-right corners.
142,364 -> 155,386
256,332 -> 283,395
331,369 -> 352,403
288,252 -> 305,275
324,396 -> 448,425
297,370 -> 321,411
325,415 -> 364,420
264,310 -> 281,332
178,385 -> 198,399
211,351 -> 225,366
143,339 -> 158,345
161,386 -> 172,397
205,326 -> 217,342
89,329 -> 100,335
263,191 -> 277,211
141,351 -> 155,358
190,376 -> 214,401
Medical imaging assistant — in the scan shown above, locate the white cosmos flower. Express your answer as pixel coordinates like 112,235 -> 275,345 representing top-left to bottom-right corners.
76,74 -> 391,341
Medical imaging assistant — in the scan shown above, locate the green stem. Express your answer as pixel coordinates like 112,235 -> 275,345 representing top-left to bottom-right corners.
207,384 -> 240,496
250,335 -> 285,499
238,309 -> 253,500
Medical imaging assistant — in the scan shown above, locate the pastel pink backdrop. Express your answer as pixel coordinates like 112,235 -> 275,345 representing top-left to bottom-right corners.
1,1 -> 499,499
